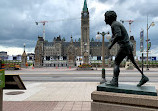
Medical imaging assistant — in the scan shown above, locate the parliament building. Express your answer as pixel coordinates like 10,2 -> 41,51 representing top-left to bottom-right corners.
34,0 -> 136,67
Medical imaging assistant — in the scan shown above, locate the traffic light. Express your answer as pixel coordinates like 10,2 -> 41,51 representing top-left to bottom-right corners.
148,42 -> 151,50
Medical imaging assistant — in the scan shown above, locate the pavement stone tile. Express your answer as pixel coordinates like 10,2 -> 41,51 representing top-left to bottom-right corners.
62,106 -> 73,111
3,101 -> 30,111
53,102 -> 66,111
4,82 -> 45,101
82,103 -> 91,111
3,101 -> 59,111
72,102 -> 83,111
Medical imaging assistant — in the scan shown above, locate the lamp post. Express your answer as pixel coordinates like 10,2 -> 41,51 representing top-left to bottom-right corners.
146,16 -> 155,70
96,32 -> 111,84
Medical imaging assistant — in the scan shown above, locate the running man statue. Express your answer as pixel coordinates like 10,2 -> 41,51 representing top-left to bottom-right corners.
104,11 -> 149,87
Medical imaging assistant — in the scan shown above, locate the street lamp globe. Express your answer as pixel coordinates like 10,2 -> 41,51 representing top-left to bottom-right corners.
96,33 -> 101,40
151,22 -> 155,27
106,34 -> 111,40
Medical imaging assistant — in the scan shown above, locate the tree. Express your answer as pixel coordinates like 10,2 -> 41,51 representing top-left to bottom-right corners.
91,38 -> 94,42
62,37 -> 66,41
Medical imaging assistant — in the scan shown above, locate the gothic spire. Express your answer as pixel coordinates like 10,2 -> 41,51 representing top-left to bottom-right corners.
24,43 -> 25,52
83,0 -> 88,12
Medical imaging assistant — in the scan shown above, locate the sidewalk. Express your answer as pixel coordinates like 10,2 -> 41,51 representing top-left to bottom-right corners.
3,82 -> 98,101
3,101 -> 91,111
3,82 -> 97,111
3,82 -> 158,111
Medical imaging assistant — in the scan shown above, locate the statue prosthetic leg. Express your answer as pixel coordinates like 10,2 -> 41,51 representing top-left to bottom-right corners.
128,54 -> 149,87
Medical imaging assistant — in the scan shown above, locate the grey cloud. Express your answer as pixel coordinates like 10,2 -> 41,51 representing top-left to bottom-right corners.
89,8 -> 96,15
98,0 -> 108,3
0,0 -> 82,48
117,0 -> 126,5
1,0 -> 158,56
129,1 -> 158,17
98,0 -> 126,5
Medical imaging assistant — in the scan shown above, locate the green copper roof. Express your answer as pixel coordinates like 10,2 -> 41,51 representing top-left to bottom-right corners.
83,0 -> 88,12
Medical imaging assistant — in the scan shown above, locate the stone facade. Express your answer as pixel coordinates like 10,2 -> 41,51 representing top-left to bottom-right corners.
34,37 -> 44,67
34,36 -> 136,67
0,51 -> 8,60
21,51 -> 27,68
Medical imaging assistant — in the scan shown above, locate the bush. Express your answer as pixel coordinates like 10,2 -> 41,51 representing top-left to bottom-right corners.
78,63 -> 92,68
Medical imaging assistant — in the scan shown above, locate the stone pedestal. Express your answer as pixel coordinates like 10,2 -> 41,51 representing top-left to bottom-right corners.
97,83 -> 157,96
91,84 -> 158,111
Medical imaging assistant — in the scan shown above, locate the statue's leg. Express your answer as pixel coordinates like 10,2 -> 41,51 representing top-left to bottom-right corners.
128,53 -> 149,87
109,64 -> 120,87
128,53 -> 143,75
106,49 -> 126,87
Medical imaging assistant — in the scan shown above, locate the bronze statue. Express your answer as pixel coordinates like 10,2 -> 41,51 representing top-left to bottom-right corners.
104,11 -> 149,87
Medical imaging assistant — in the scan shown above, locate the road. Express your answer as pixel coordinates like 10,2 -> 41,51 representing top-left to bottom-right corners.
5,67 -> 158,82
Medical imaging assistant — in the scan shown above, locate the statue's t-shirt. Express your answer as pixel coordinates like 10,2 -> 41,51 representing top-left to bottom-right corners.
111,21 -> 133,54
111,21 -> 130,47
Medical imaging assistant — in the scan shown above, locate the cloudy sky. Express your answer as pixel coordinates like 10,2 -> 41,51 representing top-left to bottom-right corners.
0,0 -> 158,57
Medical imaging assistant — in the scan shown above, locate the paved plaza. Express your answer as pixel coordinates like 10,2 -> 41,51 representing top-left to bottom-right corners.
2,67 -> 158,111
3,82 -> 98,101
3,82 -> 96,111
3,82 -> 158,111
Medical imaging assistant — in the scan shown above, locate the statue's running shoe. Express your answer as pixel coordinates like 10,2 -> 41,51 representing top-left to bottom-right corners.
105,77 -> 118,87
137,75 -> 149,87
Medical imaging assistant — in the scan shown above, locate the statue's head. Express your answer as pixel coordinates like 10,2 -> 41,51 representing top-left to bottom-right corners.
104,11 -> 117,25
